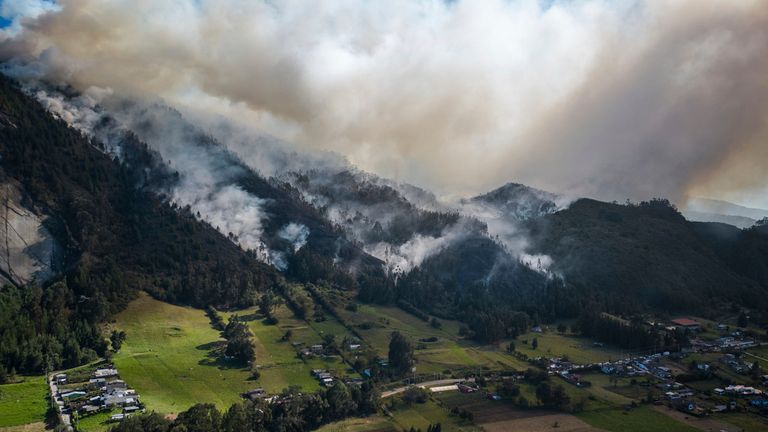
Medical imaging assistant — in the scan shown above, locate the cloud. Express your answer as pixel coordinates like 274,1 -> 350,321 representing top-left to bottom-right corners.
1,0 -> 767,207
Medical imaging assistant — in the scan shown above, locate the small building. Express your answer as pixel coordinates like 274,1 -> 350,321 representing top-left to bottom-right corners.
105,394 -> 137,407
54,373 -> 68,385
94,368 -> 119,379
106,380 -> 127,392
242,388 -> 267,401
671,318 -> 701,331
80,405 -> 100,414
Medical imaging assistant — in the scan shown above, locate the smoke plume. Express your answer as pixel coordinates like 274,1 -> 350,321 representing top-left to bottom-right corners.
1,0 -> 767,207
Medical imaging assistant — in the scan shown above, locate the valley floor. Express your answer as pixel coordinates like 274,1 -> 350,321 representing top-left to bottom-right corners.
6,288 -> 768,432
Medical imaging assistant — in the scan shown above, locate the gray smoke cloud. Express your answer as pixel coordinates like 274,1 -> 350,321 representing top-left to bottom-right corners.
1,0 -> 767,208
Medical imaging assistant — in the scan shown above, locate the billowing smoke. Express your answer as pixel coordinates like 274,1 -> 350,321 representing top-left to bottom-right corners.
1,0 -> 767,208
278,223 -> 310,253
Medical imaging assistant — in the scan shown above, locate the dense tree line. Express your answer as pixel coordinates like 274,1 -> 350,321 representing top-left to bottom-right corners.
576,313 -> 659,350
108,382 -> 380,432
0,283 -> 106,381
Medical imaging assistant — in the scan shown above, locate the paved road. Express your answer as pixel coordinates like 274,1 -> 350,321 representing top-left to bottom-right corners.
381,378 -> 475,398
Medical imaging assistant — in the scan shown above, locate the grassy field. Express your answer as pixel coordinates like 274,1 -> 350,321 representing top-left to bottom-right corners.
0,423 -> 47,432
112,292 -> 253,415
316,416 -> 396,432
577,406 -> 700,432
387,398 -> 481,432
74,409 -> 118,432
0,376 -> 48,428
513,330 -> 628,364
221,303 -> 355,393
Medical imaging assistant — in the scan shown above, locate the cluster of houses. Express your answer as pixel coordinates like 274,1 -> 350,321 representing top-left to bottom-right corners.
718,353 -> 755,374
51,366 -> 142,425
312,369 -> 337,387
599,353 -> 673,380
714,385 -> 764,397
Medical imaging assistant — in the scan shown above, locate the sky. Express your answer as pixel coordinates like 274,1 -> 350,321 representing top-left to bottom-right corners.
0,0 -> 767,209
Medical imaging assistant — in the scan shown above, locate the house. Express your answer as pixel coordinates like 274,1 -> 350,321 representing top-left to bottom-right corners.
94,368 -> 119,379
111,413 -> 126,421
242,388 -> 267,401
124,406 -> 141,414
89,378 -> 106,387
310,344 -> 324,354
106,380 -> 127,392
80,405 -> 100,414
105,393 -> 137,407
54,373 -> 67,385
724,385 -> 762,396
672,399 -> 705,417
671,318 -> 701,331
348,344 -> 361,351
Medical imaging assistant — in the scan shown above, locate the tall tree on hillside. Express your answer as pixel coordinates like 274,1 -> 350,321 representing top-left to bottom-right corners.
388,331 -> 414,375
738,311 -> 748,328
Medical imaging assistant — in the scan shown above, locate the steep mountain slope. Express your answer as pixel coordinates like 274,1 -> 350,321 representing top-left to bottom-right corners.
0,74 -> 283,375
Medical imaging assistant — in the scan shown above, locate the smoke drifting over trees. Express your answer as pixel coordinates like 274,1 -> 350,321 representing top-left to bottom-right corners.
1,0 -> 767,207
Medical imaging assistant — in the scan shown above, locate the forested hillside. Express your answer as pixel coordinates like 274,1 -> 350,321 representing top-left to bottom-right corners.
0,75 -> 280,377
525,198 -> 768,314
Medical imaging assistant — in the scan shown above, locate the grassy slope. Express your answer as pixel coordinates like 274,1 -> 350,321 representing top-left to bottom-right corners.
112,291 -> 358,415
315,416 -> 395,432
75,409 -> 117,432
513,330 -> 629,364
113,292 -> 253,415
0,376 -> 48,428
221,305 -> 326,393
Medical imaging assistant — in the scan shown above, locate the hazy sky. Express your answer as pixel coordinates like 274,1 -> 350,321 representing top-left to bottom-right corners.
1,0 -> 767,208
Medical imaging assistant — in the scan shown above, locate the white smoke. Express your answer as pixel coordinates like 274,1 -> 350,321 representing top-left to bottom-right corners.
278,222 -> 309,252
2,0 -> 768,208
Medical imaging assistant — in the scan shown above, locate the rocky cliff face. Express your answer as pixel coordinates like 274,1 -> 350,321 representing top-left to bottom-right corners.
0,172 -> 61,287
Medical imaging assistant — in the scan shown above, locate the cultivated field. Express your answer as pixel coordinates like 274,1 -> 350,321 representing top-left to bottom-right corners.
576,406 -> 700,432
0,376 -> 48,429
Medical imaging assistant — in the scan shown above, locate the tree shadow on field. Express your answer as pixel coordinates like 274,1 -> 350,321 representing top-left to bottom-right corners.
196,340 -> 249,371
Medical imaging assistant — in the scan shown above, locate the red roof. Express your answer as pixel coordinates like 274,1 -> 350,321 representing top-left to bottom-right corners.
671,318 -> 700,327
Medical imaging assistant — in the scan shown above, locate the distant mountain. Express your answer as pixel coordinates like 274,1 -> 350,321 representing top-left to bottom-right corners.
684,197 -> 768,228
683,210 -> 755,229
525,198 -> 768,313
467,182 -> 563,221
